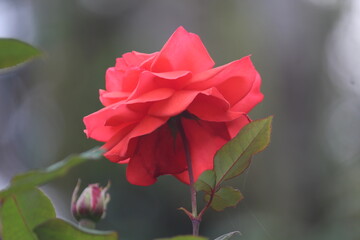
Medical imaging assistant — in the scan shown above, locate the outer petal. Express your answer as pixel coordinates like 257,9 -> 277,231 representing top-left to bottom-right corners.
151,71 -> 192,90
126,88 -> 175,104
102,122 -> 138,157
114,58 -> 128,71
231,72 -> 263,112
215,56 -> 262,108
83,103 -> 144,142
148,90 -> 199,117
186,56 -> 259,105
105,67 -> 123,92
226,114 -> 251,138
175,118 -> 231,184
105,67 -> 141,93
114,52 -> 157,71
122,51 -> 157,68
103,115 -> 168,163
187,88 -> 244,122
99,89 -> 129,106
127,70 -> 191,102
151,26 -> 215,73
185,63 -> 232,90
126,124 -> 187,186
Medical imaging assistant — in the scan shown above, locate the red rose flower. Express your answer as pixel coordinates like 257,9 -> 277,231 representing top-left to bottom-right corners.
83,26 -> 263,186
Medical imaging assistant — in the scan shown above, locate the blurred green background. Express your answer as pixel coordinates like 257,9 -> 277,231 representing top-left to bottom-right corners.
1,0 -> 360,239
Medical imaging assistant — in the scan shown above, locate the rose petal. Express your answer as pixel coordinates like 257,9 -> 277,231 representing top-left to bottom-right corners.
148,90 -> 199,117
187,88 -> 244,122
185,64 -> 228,90
226,114 -> 251,138
175,118 -> 231,184
139,53 -> 158,70
215,56 -> 262,107
186,56 -> 258,105
127,70 -> 191,102
122,51 -> 157,67
103,115 -> 168,162
125,124 -> 187,186
151,26 -> 215,73
105,68 -> 123,92
115,58 -> 128,71
105,67 -> 141,93
231,72 -> 264,112
102,122 -> 138,156
126,88 -> 175,104
152,71 -> 192,90
150,70 -> 190,80
125,71 -> 156,101
84,103 -> 144,141
99,90 -> 129,106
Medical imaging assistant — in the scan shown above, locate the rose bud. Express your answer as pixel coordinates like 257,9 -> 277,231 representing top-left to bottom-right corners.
71,179 -> 110,226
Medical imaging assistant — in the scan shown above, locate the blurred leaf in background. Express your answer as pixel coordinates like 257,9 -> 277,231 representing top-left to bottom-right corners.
0,188 -> 55,240
0,39 -> 41,70
0,148 -> 117,240
34,219 -> 118,240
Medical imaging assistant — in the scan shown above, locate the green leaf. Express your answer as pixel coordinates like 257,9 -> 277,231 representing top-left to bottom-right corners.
0,188 -> 56,240
214,116 -> 273,184
34,218 -> 118,240
0,39 -> 41,70
0,147 -> 104,200
194,170 -> 215,193
156,236 -> 208,240
204,187 -> 243,211
214,231 -> 241,240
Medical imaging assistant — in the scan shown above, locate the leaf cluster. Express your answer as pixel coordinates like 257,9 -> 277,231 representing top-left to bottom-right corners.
195,116 -> 273,212
0,38 -> 118,240
0,148 -> 118,240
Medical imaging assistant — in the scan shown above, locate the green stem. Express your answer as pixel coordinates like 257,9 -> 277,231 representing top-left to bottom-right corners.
178,120 -> 200,236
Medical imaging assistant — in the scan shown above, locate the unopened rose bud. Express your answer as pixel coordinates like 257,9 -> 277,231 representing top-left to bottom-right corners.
71,179 -> 110,225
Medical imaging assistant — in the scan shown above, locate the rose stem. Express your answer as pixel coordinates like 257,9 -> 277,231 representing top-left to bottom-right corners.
178,120 -> 200,236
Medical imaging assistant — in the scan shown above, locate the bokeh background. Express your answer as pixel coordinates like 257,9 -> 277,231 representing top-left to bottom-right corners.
1,0 -> 360,239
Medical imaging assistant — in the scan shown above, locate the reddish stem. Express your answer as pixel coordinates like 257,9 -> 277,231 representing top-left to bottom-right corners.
178,120 -> 199,236
198,190 -> 214,219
